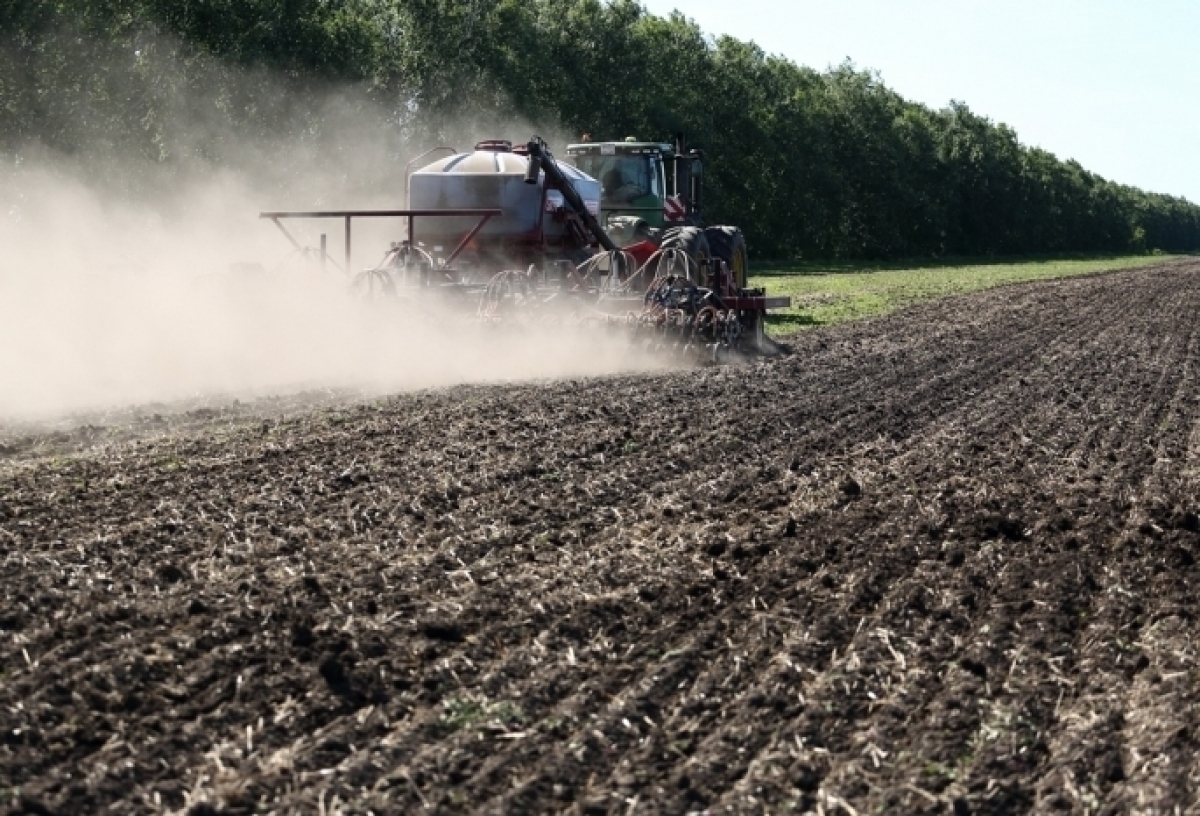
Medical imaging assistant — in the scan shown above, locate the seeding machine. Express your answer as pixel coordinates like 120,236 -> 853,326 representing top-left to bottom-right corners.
261,136 -> 790,361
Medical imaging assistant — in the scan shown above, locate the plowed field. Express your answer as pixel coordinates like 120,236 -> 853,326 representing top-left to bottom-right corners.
3,260 -> 1199,815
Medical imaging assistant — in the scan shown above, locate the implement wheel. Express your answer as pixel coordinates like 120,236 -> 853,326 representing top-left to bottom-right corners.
705,226 -> 748,288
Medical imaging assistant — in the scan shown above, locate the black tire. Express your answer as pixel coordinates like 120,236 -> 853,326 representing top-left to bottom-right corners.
704,226 -> 748,288
657,226 -> 711,284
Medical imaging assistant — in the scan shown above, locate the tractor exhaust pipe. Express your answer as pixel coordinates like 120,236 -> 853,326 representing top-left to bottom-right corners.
526,139 -> 619,253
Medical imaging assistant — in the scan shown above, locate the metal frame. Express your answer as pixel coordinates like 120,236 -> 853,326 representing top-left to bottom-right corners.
259,209 -> 502,271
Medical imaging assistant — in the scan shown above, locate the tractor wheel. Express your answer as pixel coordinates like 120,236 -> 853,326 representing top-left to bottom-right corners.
657,226 -> 711,285
705,226 -> 749,288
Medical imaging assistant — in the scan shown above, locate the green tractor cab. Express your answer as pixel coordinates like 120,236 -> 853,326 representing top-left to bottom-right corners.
566,138 -> 704,231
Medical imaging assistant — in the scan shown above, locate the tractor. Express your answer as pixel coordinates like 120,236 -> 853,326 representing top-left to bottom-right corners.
260,135 -> 786,360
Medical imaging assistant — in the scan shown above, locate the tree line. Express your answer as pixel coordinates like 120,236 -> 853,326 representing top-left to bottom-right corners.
4,0 -> 1199,259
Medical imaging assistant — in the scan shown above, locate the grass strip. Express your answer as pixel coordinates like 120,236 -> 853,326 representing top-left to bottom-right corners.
750,255 -> 1181,335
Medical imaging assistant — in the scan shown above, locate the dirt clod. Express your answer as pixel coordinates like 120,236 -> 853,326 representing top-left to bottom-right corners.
960,657 -> 988,678
420,620 -> 466,642
158,563 -> 187,583
291,622 -> 315,648
794,765 -> 821,792
319,655 -> 348,687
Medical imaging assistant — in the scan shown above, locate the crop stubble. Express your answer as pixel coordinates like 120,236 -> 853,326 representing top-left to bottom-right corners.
1,260 -> 1199,815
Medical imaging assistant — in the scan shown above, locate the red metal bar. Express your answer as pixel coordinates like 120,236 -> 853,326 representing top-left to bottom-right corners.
268,217 -> 302,250
444,213 -> 498,266
259,209 -> 501,219
258,209 -> 503,272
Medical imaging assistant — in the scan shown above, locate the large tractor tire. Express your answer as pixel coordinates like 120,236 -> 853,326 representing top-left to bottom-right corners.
657,226 -> 711,285
705,226 -> 749,288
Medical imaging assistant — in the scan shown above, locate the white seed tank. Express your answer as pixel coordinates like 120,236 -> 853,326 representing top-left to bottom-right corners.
407,142 -> 600,242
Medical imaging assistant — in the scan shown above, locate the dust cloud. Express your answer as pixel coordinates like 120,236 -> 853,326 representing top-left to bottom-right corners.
0,133 -> 662,423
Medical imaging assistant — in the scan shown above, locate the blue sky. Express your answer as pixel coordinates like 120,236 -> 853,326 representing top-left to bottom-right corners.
639,0 -> 1200,203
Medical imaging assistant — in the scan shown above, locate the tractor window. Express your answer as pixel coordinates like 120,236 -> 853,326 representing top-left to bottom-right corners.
649,156 -> 664,199
576,155 -> 658,205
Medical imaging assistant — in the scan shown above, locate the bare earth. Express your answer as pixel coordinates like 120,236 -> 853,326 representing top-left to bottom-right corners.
2,259 -> 1199,815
